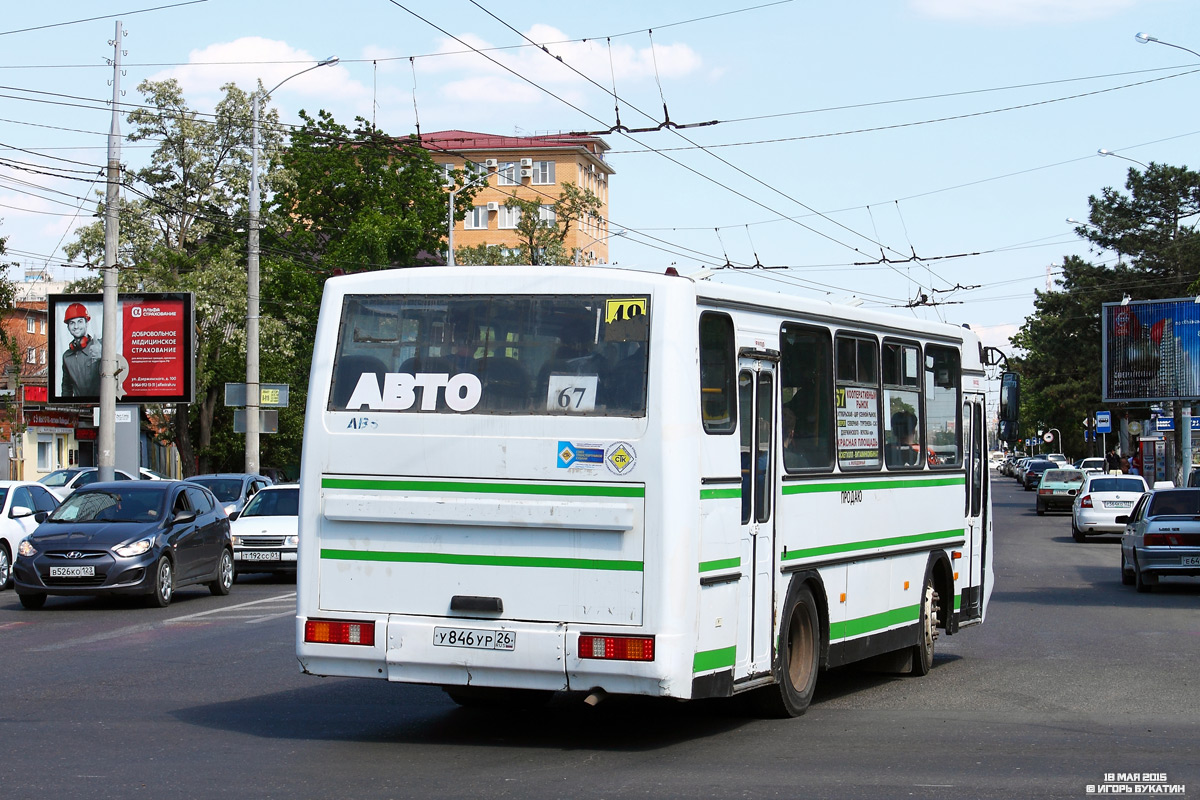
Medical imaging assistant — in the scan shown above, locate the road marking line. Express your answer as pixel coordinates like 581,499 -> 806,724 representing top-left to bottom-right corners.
246,611 -> 296,624
164,592 -> 295,623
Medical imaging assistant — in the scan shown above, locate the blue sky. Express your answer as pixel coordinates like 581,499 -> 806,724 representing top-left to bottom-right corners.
2,0 -> 1199,354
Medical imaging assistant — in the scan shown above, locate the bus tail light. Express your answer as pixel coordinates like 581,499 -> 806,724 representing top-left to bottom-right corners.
305,619 -> 375,646
1079,495 -> 1093,508
578,634 -> 655,661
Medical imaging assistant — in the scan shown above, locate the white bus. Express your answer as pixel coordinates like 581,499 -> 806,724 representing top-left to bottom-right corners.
296,265 -> 994,716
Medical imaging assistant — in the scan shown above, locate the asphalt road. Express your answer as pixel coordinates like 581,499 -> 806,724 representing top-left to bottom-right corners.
2,474 -> 1197,799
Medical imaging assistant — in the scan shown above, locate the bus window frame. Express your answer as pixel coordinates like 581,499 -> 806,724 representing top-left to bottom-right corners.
834,332 -> 883,473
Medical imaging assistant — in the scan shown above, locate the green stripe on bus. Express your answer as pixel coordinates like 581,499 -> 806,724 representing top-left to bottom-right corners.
700,487 -> 741,500
321,548 -> 643,572
781,529 -> 965,561
693,646 -> 737,673
699,557 -> 741,573
829,604 -> 921,640
322,477 -> 644,498
783,476 -> 965,495
954,593 -> 962,611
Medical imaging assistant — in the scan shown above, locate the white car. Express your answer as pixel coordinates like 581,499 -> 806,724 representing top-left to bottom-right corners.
229,484 -> 299,578
1045,453 -> 1069,466
0,481 -> 61,590
1071,473 -> 1149,542
38,467 -> 137,501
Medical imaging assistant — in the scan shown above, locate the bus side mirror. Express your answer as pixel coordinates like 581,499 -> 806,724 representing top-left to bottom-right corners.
998,372 -> 1020,445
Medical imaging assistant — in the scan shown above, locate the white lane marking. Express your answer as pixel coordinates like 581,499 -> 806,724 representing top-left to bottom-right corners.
164,592 -> 295,624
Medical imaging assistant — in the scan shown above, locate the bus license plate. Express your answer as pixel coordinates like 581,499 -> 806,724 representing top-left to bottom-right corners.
240,551 -> 280,561
433,627 -> 516,651
1182,556 -> 1200,566
50,566 -> 94,577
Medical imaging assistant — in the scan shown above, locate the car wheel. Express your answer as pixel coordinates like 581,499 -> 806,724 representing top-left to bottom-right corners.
1121,550 -> 1134,586
1071,519 -> 1085,543
1036,503 -> 1045,516
0,543 -> 11,590
753,583 -> 820,718
148,556 -> 174,608
18,592 -> 46,610
209,549 -> 234,596
1133,554 -> 1153,594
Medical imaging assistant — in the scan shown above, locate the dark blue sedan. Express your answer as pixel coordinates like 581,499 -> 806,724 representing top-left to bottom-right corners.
13,481 -> 234,609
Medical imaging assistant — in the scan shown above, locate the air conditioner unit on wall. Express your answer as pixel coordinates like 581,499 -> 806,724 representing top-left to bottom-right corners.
485,158 -> 498,168
520,168 -> 533,178
486,201 -> 499,212
520,158 -> 533,167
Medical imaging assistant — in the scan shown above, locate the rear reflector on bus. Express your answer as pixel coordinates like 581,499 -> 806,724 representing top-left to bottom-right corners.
305,619 -> 376,646
577,634 -> 655,661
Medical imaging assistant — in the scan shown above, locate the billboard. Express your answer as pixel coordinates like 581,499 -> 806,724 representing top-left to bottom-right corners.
48,293 -> 195,404
1103,297 -> 1200,402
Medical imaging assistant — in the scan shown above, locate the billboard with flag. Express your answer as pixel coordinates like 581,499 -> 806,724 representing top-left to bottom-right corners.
1103,297 -> 1200,402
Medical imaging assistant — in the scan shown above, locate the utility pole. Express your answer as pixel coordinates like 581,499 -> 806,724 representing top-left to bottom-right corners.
98,21 -> 123,482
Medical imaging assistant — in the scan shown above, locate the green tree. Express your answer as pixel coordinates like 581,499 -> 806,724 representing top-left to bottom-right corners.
0,227 -> 22,439
499,182 -> 601,266
64,78 -> 283,474
1015,163 -> 1200,476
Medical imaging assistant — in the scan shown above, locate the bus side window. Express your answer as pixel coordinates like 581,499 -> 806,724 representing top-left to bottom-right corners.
780,323 -> 833,471
924,345 -> 961,467
700,312 -> 736,434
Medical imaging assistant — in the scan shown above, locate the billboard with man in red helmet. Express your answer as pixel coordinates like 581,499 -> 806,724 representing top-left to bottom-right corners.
48,293 -> 194,404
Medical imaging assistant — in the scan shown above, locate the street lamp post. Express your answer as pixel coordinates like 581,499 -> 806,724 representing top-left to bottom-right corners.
446,166 -> 495,267
1097,148 -> 1149,169
246,56 -> 338,475
1135,32 -> 1200,485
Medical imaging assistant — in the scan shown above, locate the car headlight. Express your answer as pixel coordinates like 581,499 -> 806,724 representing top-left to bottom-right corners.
18,539 -> 37,558
230,534 -> 242,546
286,535 -> 299,547
115,537 -> 154,558
224,503 -> 238,515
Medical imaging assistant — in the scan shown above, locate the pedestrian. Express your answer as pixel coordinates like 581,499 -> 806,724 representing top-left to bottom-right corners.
1105,447 -> 1121,475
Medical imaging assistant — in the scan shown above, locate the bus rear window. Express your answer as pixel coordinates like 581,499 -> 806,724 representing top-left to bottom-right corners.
329,295 -> 649,416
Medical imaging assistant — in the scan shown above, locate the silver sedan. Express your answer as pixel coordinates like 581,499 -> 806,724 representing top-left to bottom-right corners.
1118,488 -> 1200,592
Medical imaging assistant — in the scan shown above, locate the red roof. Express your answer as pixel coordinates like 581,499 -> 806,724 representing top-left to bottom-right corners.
419,129 -> 608,155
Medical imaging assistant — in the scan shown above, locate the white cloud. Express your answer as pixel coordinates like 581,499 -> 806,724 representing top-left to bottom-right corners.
417,24 -> 702,108
149,37 -> 368,112
972,322 -> 1020,352
910,0 -> 1142,23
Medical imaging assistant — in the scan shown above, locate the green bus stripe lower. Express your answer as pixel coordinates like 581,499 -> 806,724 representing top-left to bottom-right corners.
829,604 -> 920,640
781,529 -> 964,561
321,548 -> 643,572
700,487 -> 741,500
783,476 -> 964,495
955,593 -> 963,611
322,477 -> 644,498
699,557 -> 740,573
693,646 -> 737,673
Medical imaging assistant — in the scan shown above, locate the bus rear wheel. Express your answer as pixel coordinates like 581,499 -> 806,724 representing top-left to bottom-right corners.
755,583 -> 820,718
910,577 -> 938,677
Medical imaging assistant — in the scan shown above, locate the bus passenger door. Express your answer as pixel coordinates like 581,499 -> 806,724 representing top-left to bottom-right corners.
961,395 -> 987,620
736,361 -> 776,679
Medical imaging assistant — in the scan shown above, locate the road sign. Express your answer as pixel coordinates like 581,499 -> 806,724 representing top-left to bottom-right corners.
1042,432 -> 1054,443
224,383 -> 290,408
233,409 -> 279,433
1095,410 -> 1112,435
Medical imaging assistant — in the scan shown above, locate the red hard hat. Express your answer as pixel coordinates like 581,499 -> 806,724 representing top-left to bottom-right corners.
63,302 -> 90,323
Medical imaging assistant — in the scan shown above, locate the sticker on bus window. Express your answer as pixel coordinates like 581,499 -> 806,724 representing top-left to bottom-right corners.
546,375 -> 598,412
558,441 -> 605,470
345,372 -> 482,412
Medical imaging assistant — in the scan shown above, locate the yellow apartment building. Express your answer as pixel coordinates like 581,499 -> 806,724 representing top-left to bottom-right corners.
422,130 -> 614,265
